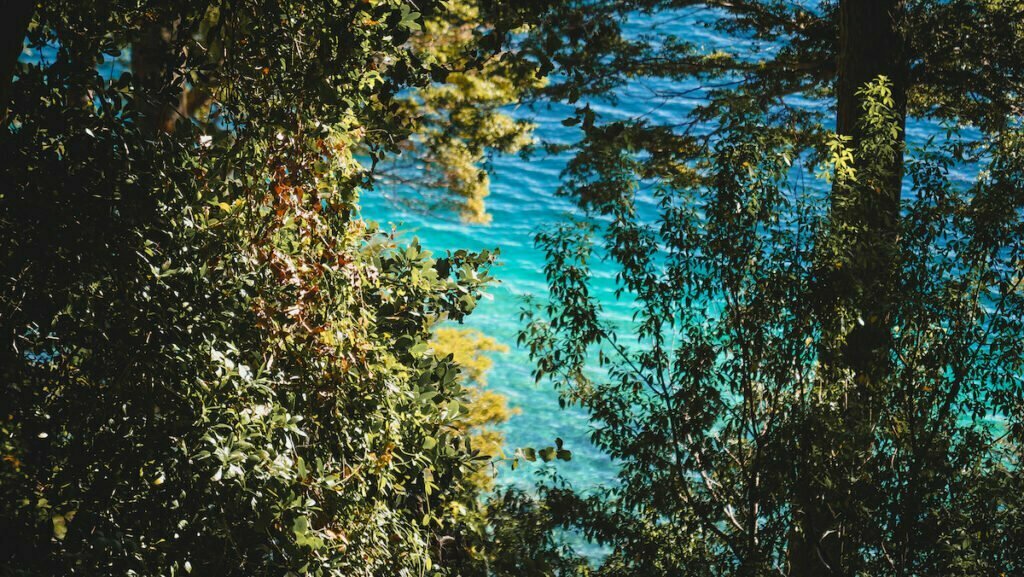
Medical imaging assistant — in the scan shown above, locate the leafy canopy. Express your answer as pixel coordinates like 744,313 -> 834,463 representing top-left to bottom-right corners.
0,1 -> 517,576
491,0 -> 1024,574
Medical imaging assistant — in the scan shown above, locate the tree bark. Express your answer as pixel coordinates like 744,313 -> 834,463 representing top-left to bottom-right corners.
0,0 -> 34,126
836,0 -> 907,140
791,1 -> 908,575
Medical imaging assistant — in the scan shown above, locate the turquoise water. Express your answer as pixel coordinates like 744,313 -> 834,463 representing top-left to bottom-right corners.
359,10 -> 980,492
360,104 -> 624,490
361,12 -> 766,491
359,91 -> 639,490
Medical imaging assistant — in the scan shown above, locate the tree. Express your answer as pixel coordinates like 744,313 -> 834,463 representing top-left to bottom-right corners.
431,327 -> 516,487
0,1 -> 513,575
428,327 -> 523,572
379,0 -> 543,223
497,0 -> 1024,575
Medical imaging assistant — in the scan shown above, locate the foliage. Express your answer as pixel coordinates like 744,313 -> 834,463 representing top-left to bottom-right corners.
379,0 -> 543,223
432,327 -> 516,475
432,327 -> 509,387
461,486 -> 595,577
0,1 -> 510,576
490,0 -> 1024,574
426,330 -> 580,577
519,70 -> 1024,576
426,327 -> 519,572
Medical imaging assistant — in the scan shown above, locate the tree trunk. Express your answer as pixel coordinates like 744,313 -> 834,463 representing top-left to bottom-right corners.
791,1 -> 908,575
0,0 -> 34,126
132,19 -> 180,134
832,0 -> 906,398
132,16 -> 211,135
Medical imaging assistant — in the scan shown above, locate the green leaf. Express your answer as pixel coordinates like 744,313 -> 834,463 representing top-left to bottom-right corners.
52,513 -> 68,540
292,515 -> 309,539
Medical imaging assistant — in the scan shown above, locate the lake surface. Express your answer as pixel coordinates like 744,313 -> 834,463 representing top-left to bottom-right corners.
359,8 -> 982,492
360,100 -> 623,491
360,12 -> 748,492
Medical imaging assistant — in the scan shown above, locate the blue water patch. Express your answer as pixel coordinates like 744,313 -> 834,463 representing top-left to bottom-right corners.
359,8 -> 988,494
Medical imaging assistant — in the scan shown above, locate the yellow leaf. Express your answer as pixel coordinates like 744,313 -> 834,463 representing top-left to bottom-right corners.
52,513 -> 68,540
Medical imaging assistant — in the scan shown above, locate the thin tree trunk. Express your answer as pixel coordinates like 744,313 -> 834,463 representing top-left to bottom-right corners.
132,19 -> 180,134
132,16 -> 211,134
0,0 -> 34,126
791,1 -> 908,575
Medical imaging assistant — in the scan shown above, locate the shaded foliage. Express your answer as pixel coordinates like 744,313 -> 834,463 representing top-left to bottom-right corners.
489,0 -> 1024,573
519,75 -> 1024,576
0,1 -> 512,576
